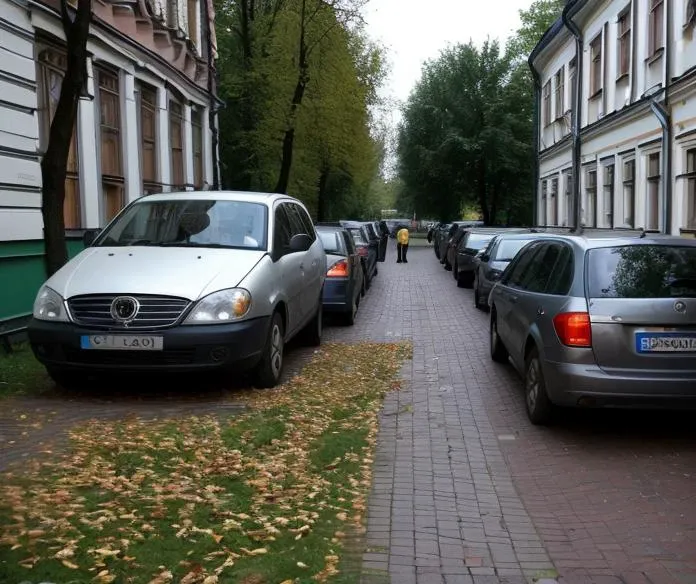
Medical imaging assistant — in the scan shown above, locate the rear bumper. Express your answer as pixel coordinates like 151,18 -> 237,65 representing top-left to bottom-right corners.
27,316 -> 270,373
543,360 -> 696,408
322,279 -> 352,312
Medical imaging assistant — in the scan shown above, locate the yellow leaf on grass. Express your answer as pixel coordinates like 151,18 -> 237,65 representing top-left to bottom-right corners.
297,561 -> 308,568
202,576 -> 218,584
62,560 -> 79,569
93,570 -> 117,583
335,512 -> 347,521
95,548 -> 121,557
147,570 -> 173,584
240,547 -> 267,556
55,547 -> 75,559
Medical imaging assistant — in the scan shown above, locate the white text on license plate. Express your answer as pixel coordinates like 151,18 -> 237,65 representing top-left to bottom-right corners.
80,335 -> 164,351
635,333 -> 696,353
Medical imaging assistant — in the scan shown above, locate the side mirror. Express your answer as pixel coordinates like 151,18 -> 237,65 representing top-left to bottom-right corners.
83,228 -> 102,247
289,233 -> 312,253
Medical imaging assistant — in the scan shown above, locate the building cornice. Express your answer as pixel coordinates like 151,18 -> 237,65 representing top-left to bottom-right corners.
27,0 -> 215,101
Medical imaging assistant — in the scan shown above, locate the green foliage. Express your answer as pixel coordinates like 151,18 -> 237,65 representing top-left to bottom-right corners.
507,0 -> 565,61
397,40 -> 534,225
215,0 -> 388,220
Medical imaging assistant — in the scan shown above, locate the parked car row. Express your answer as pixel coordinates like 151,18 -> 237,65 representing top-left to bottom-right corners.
27,191 -> 389,392
431,223 -> 696,426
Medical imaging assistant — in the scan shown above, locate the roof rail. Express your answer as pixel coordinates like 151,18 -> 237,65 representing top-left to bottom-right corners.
568,225 -> 658,238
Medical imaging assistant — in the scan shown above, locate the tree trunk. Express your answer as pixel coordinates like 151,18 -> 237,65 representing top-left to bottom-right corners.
41,0 -> 91,277
273,0 -> 308,194
317,164 -> 329,221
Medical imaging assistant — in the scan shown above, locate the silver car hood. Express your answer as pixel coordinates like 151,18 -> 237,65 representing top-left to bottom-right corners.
46,246 -> 266,301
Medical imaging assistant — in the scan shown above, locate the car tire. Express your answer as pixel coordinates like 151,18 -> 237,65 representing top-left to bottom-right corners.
47,367 -> 90,390
524,347 -> 555,425
453,262 -> 459,280
474,279 -> 485,310
254,312 -> 285,388
345,295 -> 358,326
490,311 -> 509,364
374,264 -> 378,277
303,300 -> 323,347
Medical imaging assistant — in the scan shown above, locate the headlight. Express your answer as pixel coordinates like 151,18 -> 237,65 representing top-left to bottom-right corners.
33,286 -> 69,322
184,288 -> 252,324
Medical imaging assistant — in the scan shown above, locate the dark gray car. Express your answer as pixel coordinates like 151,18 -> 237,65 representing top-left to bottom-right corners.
474,232 -> 552,309
454,228 -> 518,287
488,229 -> 696,425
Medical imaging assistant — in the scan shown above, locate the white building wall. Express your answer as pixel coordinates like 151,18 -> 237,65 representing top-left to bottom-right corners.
533,0 -> 696,234
0,0 -> 42,241
0,1 -> 218,242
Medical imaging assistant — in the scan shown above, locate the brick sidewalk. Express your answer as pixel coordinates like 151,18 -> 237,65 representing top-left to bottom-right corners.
326,241 -> 696,584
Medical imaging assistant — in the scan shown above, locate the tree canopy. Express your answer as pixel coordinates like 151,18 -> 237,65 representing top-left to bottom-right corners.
215,0 -> 391,220
395,0 -> 564,224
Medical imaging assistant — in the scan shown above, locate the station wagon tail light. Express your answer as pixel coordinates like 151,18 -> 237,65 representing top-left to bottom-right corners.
553,312 -> 592,347
327,259 -> 349,277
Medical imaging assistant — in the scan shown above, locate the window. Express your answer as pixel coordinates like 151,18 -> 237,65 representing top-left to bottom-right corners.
98,68 -> 123,222
273,205 -> 292,253
139,84 -> 159,194
550,178 -> 558,226
687,0 -> 696,29
545,245 -> 574,295
585,168 -> 597,227
37,47 -> 81,229
554,68 -> 564,119
587,245 -> 696,298
187,0 -> 198,44
603,164 -> 615,228
191,108 -> 203,189
686,148 -> 696,229
563,169 -> 573,226
649,0 -> 664,56
590,34 -> 602,96
542,80 -> 551,126
519,244 -> 560,293
617,7 -> 631,78
169,99 -> 185,189
647,152 -> 660,230
503,243 -> 544,288
540,180 -> 548,225
622,159 -> 635,227
569,58 -> 577,108
318,230 -> 343,255
295,204 -> 316,240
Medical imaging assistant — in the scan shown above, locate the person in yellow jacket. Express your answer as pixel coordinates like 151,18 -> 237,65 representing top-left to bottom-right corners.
396,225 -> 409,263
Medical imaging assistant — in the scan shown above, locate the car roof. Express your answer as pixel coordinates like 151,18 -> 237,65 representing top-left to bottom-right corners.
315,224 -> 346,232
464,227 -> 527,235
137,190 -> 300,206
500,228 -> 696,249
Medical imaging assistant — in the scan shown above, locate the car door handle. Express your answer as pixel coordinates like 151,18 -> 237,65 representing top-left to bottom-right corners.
537,306 -> 545,316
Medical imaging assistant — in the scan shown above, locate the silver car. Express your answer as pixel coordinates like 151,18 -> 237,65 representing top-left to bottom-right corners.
488,229 -> 696,425
28,191 -> 327,389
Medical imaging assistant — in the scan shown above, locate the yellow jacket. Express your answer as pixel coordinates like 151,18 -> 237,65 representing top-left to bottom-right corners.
397,228 -> 409,245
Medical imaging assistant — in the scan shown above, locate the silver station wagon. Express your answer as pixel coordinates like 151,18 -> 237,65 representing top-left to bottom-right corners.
488,229 -> 696,424
28,191 -> 327,389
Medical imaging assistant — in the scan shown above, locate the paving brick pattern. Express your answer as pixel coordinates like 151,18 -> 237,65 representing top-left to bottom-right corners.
335,243 -> 696,584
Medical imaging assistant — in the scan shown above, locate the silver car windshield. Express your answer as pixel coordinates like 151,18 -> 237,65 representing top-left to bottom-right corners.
95,200 -> 269,250
588,245 -> 696,298
494,238 -> 534,261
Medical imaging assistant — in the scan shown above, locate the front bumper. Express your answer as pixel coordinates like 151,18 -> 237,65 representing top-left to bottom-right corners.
543,360 -> 696,408
27,316 -> 270,373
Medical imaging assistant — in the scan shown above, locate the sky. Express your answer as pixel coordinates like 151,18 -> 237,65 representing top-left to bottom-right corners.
362,0 -> 533,134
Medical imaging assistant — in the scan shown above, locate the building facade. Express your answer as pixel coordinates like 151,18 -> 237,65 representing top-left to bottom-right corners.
0,0 -> 220,329
529,0 -> 695,236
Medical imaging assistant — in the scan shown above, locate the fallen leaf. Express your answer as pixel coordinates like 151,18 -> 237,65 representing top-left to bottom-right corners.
62,559 -> 80,569
297,561 -> 308,568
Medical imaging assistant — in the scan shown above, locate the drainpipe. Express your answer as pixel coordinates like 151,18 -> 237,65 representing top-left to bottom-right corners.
562,0 -> 584,230
528,60 -> 541,227
649,0 -> 672,234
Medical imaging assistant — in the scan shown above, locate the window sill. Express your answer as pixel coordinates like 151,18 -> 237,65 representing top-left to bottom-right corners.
645,48 -> 664,66
680,228 -> 696,237
615,73 -> 629,83
589,89 -> 603,100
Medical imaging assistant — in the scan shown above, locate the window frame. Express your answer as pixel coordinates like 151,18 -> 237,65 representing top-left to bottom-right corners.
589,33 -> 603,97
617,5 -> 631,79
542,80 -> 551,127
585,167 -> 598,227
646,151 -> 661,231
563,169 -> 573,227
96,66 -> 124,224
622,158 -> 636,228
169,98 -> 185,190
649,0 -> 665,57
685,147 -> 696,229
138,82 -> 160,194
553,67 -> 564,121
191,107 -> 204,190
603,163 -> 615,228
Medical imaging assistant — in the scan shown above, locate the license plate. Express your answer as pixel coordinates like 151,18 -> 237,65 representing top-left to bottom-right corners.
80,335 -> 164,351
635,332 -> 696,353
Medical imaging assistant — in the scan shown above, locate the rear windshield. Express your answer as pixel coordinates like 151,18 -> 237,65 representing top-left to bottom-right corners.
348,228 -> 367,245
494,238 -> 534,261
318,231 -> 345,255
588,245 -> 696,298
465,234 -> 493,250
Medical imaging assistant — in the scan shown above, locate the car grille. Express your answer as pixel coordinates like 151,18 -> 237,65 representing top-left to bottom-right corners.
68,294 -> 191,329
